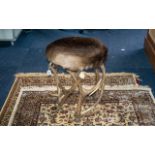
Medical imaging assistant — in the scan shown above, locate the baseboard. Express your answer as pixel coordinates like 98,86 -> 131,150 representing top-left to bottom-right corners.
144,33 -> 155,70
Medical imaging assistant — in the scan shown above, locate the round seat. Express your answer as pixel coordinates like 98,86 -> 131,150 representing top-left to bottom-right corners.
46,37 -> 107,71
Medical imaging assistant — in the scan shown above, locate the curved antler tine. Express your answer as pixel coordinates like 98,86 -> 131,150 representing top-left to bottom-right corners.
88,79 -> 102,96
68,71 -> 86,120
69,71 -> 88,97
81,64 -> 106,116
95,68 -> 100,84
51,64 -> 68,93
68,71 -> 81,89
58,71 -> 78,109
50,65 -> 62,102
68,68 -> 102,97
74,93 -> 84,120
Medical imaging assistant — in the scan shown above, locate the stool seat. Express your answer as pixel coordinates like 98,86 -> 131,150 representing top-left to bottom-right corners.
46,37 -> 107,71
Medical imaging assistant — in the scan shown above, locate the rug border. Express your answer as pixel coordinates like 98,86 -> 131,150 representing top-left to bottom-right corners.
6,85 -> 155,126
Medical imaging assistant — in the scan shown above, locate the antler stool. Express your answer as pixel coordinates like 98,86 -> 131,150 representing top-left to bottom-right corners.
45,37 -> 108,120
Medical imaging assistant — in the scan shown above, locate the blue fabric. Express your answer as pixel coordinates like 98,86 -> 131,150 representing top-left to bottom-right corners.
0,29 -> 154,108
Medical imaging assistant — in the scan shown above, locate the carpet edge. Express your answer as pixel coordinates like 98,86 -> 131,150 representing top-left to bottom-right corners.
0,77 -> 18,122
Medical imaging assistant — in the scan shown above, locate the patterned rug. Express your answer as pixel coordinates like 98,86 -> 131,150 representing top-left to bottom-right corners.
0,72 -> 155,126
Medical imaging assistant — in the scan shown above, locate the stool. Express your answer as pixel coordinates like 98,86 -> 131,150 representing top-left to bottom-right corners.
46,37 -> 108,120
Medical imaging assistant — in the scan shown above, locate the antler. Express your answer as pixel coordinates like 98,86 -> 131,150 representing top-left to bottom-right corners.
49,63 -> 106,120
81,64 -> 106,116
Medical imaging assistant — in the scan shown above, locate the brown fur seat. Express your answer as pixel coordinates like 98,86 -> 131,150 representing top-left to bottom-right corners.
46,37 -> 107,71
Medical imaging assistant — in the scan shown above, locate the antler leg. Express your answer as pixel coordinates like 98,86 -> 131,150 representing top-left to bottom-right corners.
50,64 -> 62,102
95,68 -> 100,84
74,93 -> 84,122
68,71 -> 86,120
81,68 -> 101,96
81,64 -> 106,116
57,81 -> 77,110
55,70 -> 79,111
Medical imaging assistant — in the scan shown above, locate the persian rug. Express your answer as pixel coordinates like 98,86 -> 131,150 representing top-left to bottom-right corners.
0,73 -> 155,126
